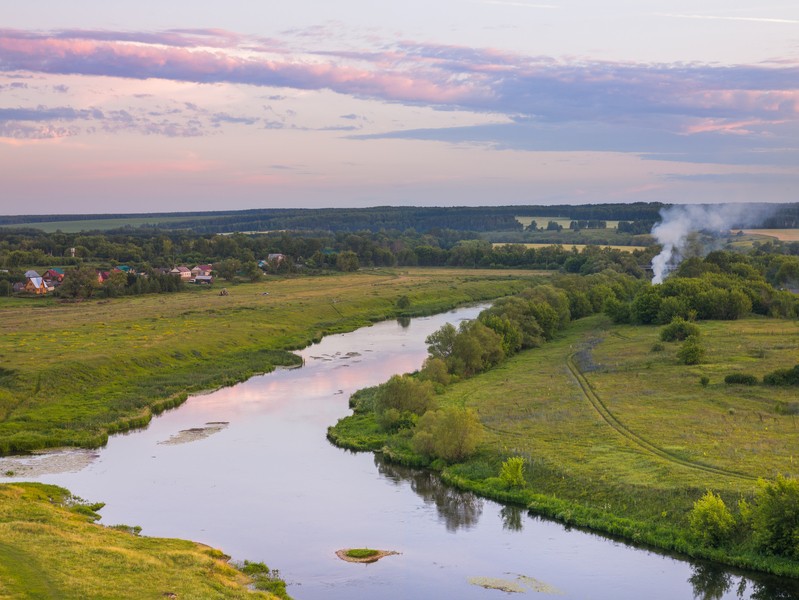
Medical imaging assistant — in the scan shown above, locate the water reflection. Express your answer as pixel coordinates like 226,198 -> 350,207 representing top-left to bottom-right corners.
396,316 -> 411,328
500,505 -> 524,532
688,559 -> 799,600
689,563 -> 733,600
375,456 -> 483,531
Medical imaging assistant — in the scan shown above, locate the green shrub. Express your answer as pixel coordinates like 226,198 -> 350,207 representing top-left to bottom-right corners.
689,491 -> 735,547
677,336 -> 704,365
763,365 -> 799,386
650,342 -> 665,353
752,475 -> 799,558
724,373 -> 758,386
499,457 -> 526,488
660,317 -> 701,342
411,405 -> 483,462
700,376 -> 709,387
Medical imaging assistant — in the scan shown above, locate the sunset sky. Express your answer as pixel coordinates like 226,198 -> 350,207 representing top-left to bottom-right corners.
2,1 -> 798,214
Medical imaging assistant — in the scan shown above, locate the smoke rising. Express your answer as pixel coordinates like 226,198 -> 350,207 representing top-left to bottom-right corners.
650,203 -> 775,284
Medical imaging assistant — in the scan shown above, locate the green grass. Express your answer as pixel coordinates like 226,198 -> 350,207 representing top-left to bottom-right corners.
330,313 -> 799,577
0,483 -> 281,599
345,548 -> 379,559
0,216 -> 207,233
0,268 -> 539,454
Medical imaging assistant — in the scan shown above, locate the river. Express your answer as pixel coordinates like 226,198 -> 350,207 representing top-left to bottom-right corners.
3,305 -> 798,599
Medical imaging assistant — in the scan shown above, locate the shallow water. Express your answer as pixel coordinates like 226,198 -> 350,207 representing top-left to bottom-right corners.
5,306 -> 799,599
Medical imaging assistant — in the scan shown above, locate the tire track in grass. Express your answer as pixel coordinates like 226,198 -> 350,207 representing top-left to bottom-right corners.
0,541 -> 61,599
566,352 -> 756,482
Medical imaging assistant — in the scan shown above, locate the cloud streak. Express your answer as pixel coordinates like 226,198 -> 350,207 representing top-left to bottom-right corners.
1,27 -> 797,165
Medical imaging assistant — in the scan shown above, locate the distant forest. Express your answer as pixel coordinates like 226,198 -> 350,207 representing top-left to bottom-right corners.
0,203 -> 675,234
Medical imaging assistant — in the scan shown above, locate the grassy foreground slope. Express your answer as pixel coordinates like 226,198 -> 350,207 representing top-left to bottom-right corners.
0,483 -> 277,600
0,269 -> 538,454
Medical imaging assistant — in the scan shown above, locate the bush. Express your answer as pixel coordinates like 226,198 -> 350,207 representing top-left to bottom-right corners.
700,376 -> 709,387
650,342 -> 665,353
763,365 -> 799,386
689,490 -> 735,547
724,373 -> 758,386
677,336 -> 704,365
374,375 -> 436,431
660,317 -> 701,342
499,457 -> 526,488
752,475 -> 799,558
411,406 -> 483,462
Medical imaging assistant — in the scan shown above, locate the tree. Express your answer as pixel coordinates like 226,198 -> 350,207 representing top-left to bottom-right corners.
374,375 -> 436,431
751,475 -> 799,558
216,258 -> 241,282
58,265 -> 100,299
426,323 -> 458,361
411,406 -> 483,462
660,317 -> 700,342
689,491 -> 734,547
336,251 -> 360,272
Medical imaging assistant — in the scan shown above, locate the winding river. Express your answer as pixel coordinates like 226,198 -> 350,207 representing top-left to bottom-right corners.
4,306 -> 799,599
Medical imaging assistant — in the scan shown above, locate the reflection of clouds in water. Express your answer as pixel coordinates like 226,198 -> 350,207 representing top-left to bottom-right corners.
375,456 -> 483,532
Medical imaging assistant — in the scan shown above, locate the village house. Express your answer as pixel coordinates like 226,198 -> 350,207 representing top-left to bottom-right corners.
24,276 -> 48,295
191,264 -> 213,278
170,266 -> 192,280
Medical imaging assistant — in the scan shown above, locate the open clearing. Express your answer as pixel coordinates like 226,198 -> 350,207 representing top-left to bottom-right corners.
492,242 -> 647,252
739,229 -> 799,242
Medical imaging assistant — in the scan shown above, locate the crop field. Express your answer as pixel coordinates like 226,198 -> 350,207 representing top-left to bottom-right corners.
739,229 -> 799,242
0,268 -> 539,453
515,216 -> 620,229
439,315 -> 799,522
492,242 -> 647,252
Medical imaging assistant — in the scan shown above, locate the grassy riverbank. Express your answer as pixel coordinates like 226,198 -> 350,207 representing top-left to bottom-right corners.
0,268 -> 538,454
329,314 -> 799,577
0,483 -> 284,599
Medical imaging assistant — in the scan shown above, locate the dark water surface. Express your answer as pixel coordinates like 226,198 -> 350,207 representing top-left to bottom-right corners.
7,306 -> 799,599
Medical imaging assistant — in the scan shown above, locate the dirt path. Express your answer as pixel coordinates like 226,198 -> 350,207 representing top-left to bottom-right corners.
566,352 -> 756,482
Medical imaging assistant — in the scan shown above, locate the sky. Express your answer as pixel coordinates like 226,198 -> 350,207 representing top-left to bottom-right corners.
1,1 -> 798,215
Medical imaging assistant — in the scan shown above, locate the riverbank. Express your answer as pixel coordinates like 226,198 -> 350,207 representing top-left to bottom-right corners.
0,268 -> 539,454
328,314 -> 799,579
0,482 -> 285,599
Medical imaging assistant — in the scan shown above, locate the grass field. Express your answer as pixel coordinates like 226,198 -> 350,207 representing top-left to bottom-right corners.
492,242 -> 647,252
0,483 -> 279,599
0,216 -> 204,233
0,268 -> 538,454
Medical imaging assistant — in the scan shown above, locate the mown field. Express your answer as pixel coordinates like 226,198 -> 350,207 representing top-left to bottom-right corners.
492,242 -> 648,252
740,229 -> 799,242
0,483 -> 280,599
0,268 -> 539,454
514,216 -> 621,229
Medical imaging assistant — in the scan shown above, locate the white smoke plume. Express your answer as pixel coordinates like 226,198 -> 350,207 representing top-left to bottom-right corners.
650,203 -> 775,284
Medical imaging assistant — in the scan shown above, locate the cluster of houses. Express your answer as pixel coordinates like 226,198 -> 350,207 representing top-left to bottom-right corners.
12,256 -> 287,296
13,269 -> 65,294
14,264 -> 217,296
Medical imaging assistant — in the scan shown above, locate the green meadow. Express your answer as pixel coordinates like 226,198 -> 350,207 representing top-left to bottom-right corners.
0,268 -> 537,454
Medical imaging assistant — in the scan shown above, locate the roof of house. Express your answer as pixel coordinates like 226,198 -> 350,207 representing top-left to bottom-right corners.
177,266 -> 191,273
25,270 -> 41,278
28,277 -> 45,288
